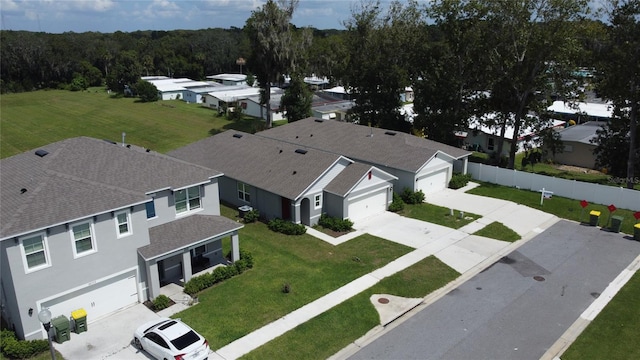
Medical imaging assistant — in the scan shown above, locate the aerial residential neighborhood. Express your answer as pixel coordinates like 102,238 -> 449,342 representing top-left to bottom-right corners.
1,1 -> 639,360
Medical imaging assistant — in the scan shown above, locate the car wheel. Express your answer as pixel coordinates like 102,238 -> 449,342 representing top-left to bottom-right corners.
134,337 -> 143,350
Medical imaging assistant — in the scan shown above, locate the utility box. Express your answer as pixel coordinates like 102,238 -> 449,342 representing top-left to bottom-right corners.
610,216 -> 624,233
238,205 -> 252,219
589,210 -> 601,226
635,223 -> 640,241
51,316 -> 70,344
71,308 -> 87,334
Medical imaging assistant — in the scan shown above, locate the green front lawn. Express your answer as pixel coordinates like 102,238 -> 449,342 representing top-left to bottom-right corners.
473,221 -> 521,242
467,181 -> 639,235
242,256 -> 460,360
174,207 -> 414,350
400,202 -> 481,229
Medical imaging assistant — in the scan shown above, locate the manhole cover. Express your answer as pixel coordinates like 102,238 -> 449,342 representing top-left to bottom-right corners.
533,275 -> 545,282
378,297 -> 389,304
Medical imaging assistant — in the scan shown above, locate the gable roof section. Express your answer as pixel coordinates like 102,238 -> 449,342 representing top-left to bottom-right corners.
0,137 -> 220,240
258,118 -> 471,173
324,162 -> 397,197
168,131 -> 350,200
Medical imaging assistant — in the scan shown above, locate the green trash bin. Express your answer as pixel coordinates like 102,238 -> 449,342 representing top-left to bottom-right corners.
589,210 -> 601,226
71,308 -> 87,334
634,223 -> 640,241
51,315 -> 70,344
610,215 -> 624,233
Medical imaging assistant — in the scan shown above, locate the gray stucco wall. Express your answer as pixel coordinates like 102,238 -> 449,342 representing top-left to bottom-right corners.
3,204 -> 150,340
324,192 -> 346,219
147,181 -> 220,228
219,176 -> 288,222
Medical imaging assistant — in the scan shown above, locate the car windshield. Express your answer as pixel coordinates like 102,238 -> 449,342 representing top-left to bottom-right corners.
171,330 -> 200,350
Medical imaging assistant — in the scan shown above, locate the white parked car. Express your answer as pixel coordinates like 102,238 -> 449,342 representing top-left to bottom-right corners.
134,318 -> 209,360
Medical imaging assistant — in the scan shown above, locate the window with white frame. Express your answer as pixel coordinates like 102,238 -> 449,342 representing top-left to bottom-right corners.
238,182 -> 251,202
71,222 -> 96,256
175,186 -> 201,214
21,233 -> 50,271
314,194 -> 322,209
115,210 -> 132,237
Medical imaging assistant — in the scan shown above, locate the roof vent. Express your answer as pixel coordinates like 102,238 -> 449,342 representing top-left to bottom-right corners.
292,171 -> 297,175
233,133 -> 243,138
310,134 -> 313,137
295,149 -> 307,155
279,149 -> 283,153
315,119 -> 324,123
103,139 -> 117,145
35,149 -> 48,157
20,188 -> 27,194
384,131 -> 396,136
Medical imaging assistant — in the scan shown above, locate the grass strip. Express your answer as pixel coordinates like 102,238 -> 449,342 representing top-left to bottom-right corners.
400,202 -> 481,229
473,221 -> 521,242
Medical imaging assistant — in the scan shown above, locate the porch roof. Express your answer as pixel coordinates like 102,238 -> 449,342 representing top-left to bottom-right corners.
139,215 -> 243,260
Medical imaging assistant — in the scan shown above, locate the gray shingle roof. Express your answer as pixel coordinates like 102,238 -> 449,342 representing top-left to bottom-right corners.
324,162 -> 376,196
558,121 -> 605,145
139,215 -> 242,260
258,118 -> 471,173
0,137 -> 221,240
168,131 -> 351,200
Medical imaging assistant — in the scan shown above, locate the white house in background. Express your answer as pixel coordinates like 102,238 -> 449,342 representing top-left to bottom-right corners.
303,75 -> 330,90
201,85 -> 258,111
312,100 -> 355,121
547,100 -> 613,123
460,113 -> 566,156
183,83 -> 225,104
400,87 -> 414,103
322,86 -> 351,101
207,74 -> 247,86
142,77 -> 211,101
242,91 -> 286,121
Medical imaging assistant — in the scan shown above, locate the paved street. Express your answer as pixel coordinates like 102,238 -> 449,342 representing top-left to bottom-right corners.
348,220 -> 640,360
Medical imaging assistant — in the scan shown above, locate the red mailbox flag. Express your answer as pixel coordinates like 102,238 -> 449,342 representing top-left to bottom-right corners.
580,200 -> 589,208
608,204 -> 617,213
634,212 -> 640,220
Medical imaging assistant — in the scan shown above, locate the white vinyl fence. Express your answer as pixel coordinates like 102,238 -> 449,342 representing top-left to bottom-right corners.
468,163 -> 640,211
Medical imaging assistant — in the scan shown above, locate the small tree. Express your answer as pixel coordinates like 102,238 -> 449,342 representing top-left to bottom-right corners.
135,80 -> 159,102
281,74 -> 313,122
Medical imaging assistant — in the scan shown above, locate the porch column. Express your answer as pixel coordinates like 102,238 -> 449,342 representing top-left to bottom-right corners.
463,157 -> 469,175
231,232 -> 240,262
182,251 -> 193,283
148,261 -> 161,299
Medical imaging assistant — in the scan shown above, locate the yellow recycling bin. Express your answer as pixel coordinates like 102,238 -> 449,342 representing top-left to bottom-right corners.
634,223 -> 640,241
71,308 -> 87,334
589,210 -> 601,226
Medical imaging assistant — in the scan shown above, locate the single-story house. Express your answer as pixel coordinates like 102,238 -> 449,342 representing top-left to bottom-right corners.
461,114 -> 565,156
169,131 -> 397,225
322,86 -> 351,101
547,100 -> 613,123
0,138 -> 242,340
548,121 -> 605,169
143,77 -> 211,101
242,92 -> 286,122
207,74 -> 247,86
258,118 -> 472,195
312,100 -> 355,121
183,83 -> 225,104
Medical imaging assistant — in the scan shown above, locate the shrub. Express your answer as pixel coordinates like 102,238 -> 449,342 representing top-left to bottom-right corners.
268,218 -> 307,235
152,294 -> 171,311
183,250 -> 254,295
318,214 -> 353,232
400,187 -> 425,204
449,173 -> 473,189
1,329 -> 49,359
243,209 -> 260,223
388,192 -> 404,212
282,283 -> 291,293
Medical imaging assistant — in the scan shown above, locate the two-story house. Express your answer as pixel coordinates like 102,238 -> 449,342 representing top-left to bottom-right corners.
0,137 -> 242,340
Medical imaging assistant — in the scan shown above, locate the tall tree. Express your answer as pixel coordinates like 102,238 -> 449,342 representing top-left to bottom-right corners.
246,0 -> 309,129
280,74 -> 313,122
482,0 -> 588,168
343,0 -> 422,131
593,0 -> 640,188
413,0 -> 487,145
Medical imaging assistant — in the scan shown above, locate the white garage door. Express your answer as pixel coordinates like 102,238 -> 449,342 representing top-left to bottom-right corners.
348,188 -> 388,222
43,273 -> 138,323
417,168 -> 449,195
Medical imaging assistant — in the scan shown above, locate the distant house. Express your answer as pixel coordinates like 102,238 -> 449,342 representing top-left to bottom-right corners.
549,121 -> 605,169
312,100 -> 355,121
400,87 -> 414,103
547,100 -> 613,123
202,85 -> 264,112
461,114 -> 565,156
169,131 -> 397,225
1,138 -> 242,340
142,77 -> 212,101
242,92 -> 286,122
207,74 -> 247,86
322,86 -> 351,101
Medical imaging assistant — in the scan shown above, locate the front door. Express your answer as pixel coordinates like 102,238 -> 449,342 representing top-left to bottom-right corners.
281,197 -> 291,220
